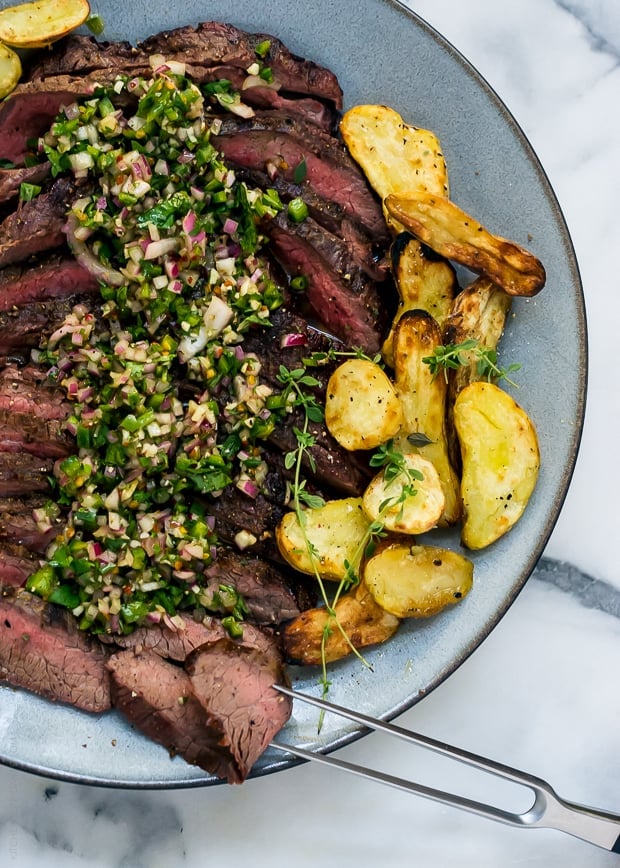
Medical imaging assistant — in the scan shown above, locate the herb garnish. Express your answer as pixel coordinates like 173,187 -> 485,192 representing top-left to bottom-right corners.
423,339 -> 521,387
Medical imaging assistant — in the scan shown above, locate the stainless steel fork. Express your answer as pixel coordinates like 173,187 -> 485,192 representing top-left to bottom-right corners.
270,685 -> 620,854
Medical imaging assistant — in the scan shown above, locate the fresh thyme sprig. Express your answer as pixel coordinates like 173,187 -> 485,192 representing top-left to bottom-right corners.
302,346 -> 383,368
422,339 -> 521,387
276,369 -> 424,717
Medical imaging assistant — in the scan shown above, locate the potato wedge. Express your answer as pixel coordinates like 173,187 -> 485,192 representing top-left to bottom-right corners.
382,233 -> 457,367
340,104 -> 448,233
363,543 -> 473,618
325,358 -> 403,451
0,40 -> 21,99
282,580 -> 400,665
0,0 -> 90,49
385,192 -> 546,297
392,310 -> 461,525
276,497 -> 370,581
454,381 -> 540,549
362,452 -> 445,534
443,276 -> 513,470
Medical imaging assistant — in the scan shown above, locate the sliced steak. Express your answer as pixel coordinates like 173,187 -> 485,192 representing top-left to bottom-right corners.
0,178 -> 77,268
29,24 -> 342,106
0,297 -> 78,353
0,163 -> 51,204
99,614 -> 278,662
0,86 -> 98,166
0,543 -> 41,587
0,452 -> 54,497
0,364 -> 70,420
106,648 -> 242,781
267,217 -> 383,352
206,489 -> 285,559
187,637 -> 292,782
202,551 -> 301,624
0,407 -> 72,459
0,585 -> 111,712
0,255 -> 100,312
0,496 -> 63,554
214,126 -> 387,241
235,167 -> 387,279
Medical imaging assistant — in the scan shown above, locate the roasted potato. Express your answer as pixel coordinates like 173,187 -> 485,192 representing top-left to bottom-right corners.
454,381 -> 540,549
362,452 -> 445,534
324,358 -> 403,451
443,276 -> 513,470
385,192 -> 546,297
382,233 -> 457,367
340,104 -> 448,233
276,497 -> 370,581
392,310 -> 462,525
0,0 -> 90,49
0,40 -> 21,99
282,579 -> 400,665
363,542 -> 473,618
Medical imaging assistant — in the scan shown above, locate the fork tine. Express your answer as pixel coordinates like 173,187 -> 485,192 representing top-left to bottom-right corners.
271,684 -> 620,853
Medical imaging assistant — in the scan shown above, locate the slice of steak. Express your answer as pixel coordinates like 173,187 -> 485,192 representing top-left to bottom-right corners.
240,88 -> 336,132
214,127 -> 387,241
0,407 -> 72,459
0,85 -> 98,166
0,255 -> 100,312
0,452 -> 54,497
0,496 -> 63,554
100,614 -> 227,662
206,489 -> 286,559
187,637 -> 292,782
0,178 -> 78,268
0,543 -> 41,587
267,218 -> 383,352
202,550 -> 301,625
141,22 -> 343,107
0,163 -> 51,204
30,25 -> 342,107
99,614 -> 279,662
0,585 -> 111,712
0,298 -> 73,353
106,648 -> 241,781
0,364 -> 70,420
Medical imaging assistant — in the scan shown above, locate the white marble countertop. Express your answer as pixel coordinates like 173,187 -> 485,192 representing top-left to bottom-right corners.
1,0 -> 619,865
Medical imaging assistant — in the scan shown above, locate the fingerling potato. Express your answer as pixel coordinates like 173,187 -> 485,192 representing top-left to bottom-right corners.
340,104 -> 448,233
392,310 -> 461,525
0,0 -> 90,49
454,381 -> 540,549
382,233 -> 457,367
276,497 -> 370,581
385,191 -> 546,297
362,452 -> 445,534
282,580 -> 400,665
363,543 -> 473,618
325,358 -> 403,451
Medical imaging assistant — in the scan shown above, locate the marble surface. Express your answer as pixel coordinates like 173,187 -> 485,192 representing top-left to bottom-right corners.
1,0 -> 619,865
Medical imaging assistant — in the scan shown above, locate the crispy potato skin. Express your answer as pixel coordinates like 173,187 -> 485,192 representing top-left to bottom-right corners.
276,498 -> 370,581
454,381 -> 540,549
392,310 -> 462,525
282,580 -> 400,665
385,192 -> 546,297
0,0 -> 90,49
0,41 -> 21,98
325,359 -> 403,451
382,233 -> 457,367
363,543 -> 473,618
340,104 -> 449,233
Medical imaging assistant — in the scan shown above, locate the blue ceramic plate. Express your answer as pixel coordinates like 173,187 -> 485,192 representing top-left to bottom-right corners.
0,0 -> 585,787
